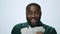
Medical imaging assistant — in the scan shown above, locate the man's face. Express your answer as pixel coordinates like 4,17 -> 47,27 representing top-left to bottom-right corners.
26,5 -> 41,26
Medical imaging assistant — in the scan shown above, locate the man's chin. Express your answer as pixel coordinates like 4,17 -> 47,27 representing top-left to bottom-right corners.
30,22 -> 37,26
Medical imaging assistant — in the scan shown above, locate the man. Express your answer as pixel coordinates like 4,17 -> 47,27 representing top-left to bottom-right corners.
11,3 -> 57,34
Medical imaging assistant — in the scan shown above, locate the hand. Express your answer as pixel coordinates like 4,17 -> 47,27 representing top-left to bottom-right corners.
36,32 -> 43,34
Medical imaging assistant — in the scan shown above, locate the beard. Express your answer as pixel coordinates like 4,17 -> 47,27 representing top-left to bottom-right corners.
26,17 -> 41,27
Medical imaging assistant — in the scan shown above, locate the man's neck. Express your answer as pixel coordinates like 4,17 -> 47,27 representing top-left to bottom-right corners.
28,21 -> 43,28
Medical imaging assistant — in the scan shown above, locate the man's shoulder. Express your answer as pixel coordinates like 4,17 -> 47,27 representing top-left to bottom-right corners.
13,22 -> 28,29
43,24 -> 55,30
43,24 -> 56,33
43,24 -> 57,34
11,22 -> 29,34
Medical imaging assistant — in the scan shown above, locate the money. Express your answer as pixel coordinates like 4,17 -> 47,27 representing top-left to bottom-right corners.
21,26 -> 45,34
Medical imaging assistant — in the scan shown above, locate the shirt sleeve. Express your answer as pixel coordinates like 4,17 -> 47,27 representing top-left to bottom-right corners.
11,25 -> 21,34
51,28 -> 57,34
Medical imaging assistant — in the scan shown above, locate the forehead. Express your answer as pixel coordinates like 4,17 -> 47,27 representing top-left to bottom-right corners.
27,5 -> 40,12
30,5 -> 37,11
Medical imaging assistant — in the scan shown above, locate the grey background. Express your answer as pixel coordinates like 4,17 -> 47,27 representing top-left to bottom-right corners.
0,0 -> 60,34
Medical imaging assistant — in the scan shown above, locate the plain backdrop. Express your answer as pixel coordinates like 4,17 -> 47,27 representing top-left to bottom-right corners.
0,0 -> 60,34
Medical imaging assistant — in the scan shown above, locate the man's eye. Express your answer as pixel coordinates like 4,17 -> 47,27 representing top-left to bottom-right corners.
28,12 -> 32,14
35,12 -> 38,14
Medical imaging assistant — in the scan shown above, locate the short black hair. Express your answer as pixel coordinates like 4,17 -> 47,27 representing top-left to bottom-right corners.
26,3 -> 41,11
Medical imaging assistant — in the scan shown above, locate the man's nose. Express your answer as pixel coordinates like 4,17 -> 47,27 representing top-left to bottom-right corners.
31,14 -> 35,17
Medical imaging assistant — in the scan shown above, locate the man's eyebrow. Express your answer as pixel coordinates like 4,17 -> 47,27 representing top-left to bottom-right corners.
27,10 -> 31,12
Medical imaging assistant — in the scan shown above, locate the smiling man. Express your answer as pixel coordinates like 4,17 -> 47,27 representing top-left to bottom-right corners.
11,3 -> 57,34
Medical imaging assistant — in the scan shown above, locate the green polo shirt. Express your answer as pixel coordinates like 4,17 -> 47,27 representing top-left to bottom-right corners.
11,22 -> 57,34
